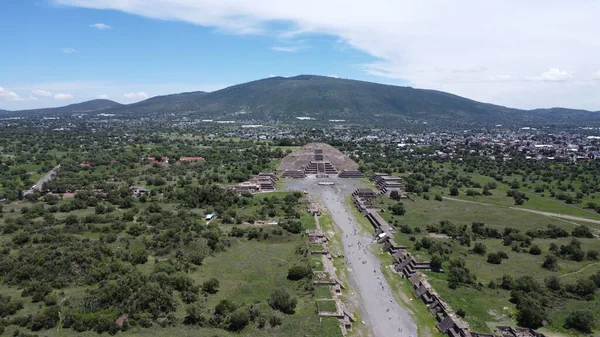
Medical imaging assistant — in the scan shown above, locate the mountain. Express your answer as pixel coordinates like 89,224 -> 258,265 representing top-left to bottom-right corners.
116,75 -> 597,126
6,76 -> 600,126
4,99 -> 122,117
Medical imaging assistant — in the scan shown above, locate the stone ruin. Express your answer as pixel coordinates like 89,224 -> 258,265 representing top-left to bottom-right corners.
278,143 -> 362,178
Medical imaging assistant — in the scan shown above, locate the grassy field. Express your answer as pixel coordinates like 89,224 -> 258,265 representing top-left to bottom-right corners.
375,192 -> 600,334
426,170 -> 600,222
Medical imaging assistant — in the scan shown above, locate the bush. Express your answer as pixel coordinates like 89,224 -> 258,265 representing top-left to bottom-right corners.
268,288 -> 297,314
228,308 -> 250,331
542,255 -> 558,271
449,186 -> 459,196
516,296 -> 546,328
473,242 -> 487,255
545,276 -> 561,291
287,266 -> 311,281
565,310 -> 595,333
572,226 -> 594,238
456,308 -> 466,318
183,303 -> 206,325
390,203 -> 406,216
269,313 -> 283,327
434,194 -> 443,201
487,253 -> 502,265
529,245 -> 542,255
202,278 -> 220,294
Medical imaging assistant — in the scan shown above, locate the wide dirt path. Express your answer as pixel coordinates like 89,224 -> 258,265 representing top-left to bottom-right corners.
286,176 -> 417,337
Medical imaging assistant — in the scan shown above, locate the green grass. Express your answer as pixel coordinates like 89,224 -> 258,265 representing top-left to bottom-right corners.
378,191 -> 600,335
301,214 -> 317,230
427,172 -> 600,222
380,196 -> 586,232
315,286 -> 333,299
426,272 -> 515,333
316,300 -> 338,313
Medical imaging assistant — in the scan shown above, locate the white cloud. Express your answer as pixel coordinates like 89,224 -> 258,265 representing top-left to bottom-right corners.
593,71 -> 600,80
31,89 -> 53,97
271,46 -> 303,52
90,23 -> 112,30
97,94 -> 111,99
0,87 -> 37,102
52,0 -> 600,109
268,74 -> 277,78
123,92 -> 149,100
528,68 -> 573,82
0,87 -> 22,101
61,48 -> 77,53
54,93 -> 74,100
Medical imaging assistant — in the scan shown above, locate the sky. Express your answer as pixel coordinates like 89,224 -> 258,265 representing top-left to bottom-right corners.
1,0 -> 600,111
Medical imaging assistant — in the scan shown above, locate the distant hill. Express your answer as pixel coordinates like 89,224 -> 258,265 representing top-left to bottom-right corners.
5,99 -> 122,117
6,76 -> 600,126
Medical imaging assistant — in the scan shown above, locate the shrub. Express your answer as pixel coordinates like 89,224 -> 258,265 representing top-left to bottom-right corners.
473,242 -> 486,255
287,266 -> 311,281
487,253 -> 502,265
529,245 -> 542,255
202,278 -> 220,294
449,186 -> 459,196
572,226 -> 594,238
542,255 -> 558,271
228,308 -> 250,331
268,288 -> 297,314
565,310 -> 595,333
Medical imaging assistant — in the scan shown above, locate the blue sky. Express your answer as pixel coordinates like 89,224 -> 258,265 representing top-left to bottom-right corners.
1,0 -> 599,111
0,0 -> 386,109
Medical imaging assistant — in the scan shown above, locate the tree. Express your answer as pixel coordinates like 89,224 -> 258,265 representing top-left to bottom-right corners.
202,278 -> 220,294
268,288 -> 297,314
565,310 -> 595,333
184,303 -> 206,325
390,203 -> 406,216
487,253 -> 502,265
529,245 -> 542,255
545,276 -> 561,291
228,308 -> 250,331
473,242 -> 487,255
215,299 -> 237,316
572,225 -> 594,238
287,266 -> 311,281
542,255 -> 558,271
449,186 -> 459,196
130,249 -> 148,265
390,190 -> 401,200
430,254 -> 443,271
516,297 -> 547,328
456,309 -> 466,318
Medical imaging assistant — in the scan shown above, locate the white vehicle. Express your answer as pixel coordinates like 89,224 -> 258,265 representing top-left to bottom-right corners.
32,185 -> 37,189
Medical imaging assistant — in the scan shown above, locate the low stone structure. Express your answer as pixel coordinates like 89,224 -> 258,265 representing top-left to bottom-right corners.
233,172 -> 278,193
282,169 -> 306,179
349,188 -> 544,337
339,170 -> 364,178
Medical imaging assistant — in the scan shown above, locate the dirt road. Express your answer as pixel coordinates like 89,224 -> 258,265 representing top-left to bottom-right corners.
286,176 -> 417,337
22,165 -> 60,196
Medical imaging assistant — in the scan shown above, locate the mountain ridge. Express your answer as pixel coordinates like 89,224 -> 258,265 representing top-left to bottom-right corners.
3,75 -> 599,126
